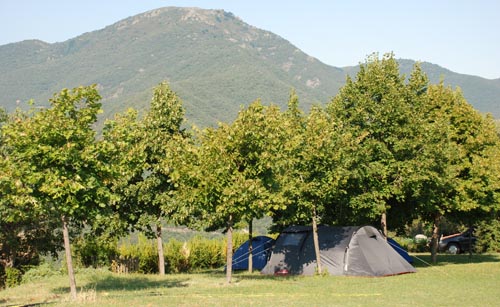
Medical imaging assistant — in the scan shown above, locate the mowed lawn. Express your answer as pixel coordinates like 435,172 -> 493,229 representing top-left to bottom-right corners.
1,254 -> 499,307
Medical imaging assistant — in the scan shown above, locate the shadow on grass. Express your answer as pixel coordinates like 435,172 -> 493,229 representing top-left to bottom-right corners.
52,274 -> 189,295
195,268 -> 301,282
412,253 -> 500,267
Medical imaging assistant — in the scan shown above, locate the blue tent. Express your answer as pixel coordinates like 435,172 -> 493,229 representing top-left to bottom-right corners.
387,238 -> 413,264
232,236 -> 275,270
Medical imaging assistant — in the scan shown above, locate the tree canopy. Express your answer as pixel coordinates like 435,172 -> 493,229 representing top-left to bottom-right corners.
2,53 -> 499,286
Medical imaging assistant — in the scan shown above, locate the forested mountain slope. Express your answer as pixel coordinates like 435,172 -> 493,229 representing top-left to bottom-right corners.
1,7 -> 498,126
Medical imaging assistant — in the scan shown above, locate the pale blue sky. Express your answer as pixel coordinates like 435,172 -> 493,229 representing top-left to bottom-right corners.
1,0 -> 498,79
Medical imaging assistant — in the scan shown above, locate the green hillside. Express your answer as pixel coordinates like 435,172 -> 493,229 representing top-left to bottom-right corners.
1,7 -> 498,126
343,60 -> 500,118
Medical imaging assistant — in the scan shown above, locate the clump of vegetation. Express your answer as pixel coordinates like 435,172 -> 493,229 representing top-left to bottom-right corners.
4,267 -> 22,288
21,262 -> 61,284
474,219 -> 500,253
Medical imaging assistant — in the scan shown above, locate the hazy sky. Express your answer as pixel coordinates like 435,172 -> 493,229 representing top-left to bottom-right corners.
1,0 -> 498,79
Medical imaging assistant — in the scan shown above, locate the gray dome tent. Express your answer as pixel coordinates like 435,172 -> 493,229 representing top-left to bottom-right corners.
261,225 -> 416,276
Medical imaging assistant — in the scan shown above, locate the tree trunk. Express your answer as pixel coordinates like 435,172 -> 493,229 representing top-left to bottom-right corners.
226,214 -> 233,284
156,221 -> 165,275
430,213 -> 441,264
468,221 -> 473,261
248,218 -> 253,274
381,211 -> 388,240
312,208 -> 322,275
62,216 -> 77,300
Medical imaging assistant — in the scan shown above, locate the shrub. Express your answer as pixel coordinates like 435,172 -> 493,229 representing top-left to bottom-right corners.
117,234 -> 158,274
164,239 -> 189,273
21,262 -> 60,283
474,219 -> 500,253
187,236 -> 225,270
5,267 -> 22,288
73,235 -> 118,269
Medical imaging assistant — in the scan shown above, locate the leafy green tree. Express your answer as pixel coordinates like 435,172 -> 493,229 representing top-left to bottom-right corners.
2,86 -> 110,299
1,109 -> 57,274
414,83 -> 500,262
326,53 -> 429,235
112,82 -> 188,275
188,100 -> 286,283
271,90 -> 354,274
96,108 -> 146,238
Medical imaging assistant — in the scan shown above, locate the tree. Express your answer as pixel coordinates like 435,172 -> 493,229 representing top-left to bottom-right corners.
188,100 -> 286,283
271,91 -> 353,274
326,53 -> 429,234
113,82 -> 188,275
98,108 -> 146,237
414,83 -> 500,263
1,109 -> 59,275
2,86 -> 110,299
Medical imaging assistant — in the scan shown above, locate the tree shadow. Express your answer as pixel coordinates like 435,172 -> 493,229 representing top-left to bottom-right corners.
52,274 -> 189,295
412,253 -> 500,267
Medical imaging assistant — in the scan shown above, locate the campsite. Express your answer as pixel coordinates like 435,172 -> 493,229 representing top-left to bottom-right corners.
2,4 -> 500,306
1,253 -> 499,307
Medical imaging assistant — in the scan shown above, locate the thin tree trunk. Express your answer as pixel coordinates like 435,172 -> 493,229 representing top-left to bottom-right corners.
248,218 -> 253,274
312,208 -> 322,275
468,221 -> 473,261
226,214 -> 233,284
381,211 -> 388,240
62,215 -> 77,300
430,213 -> 441,264
157,221 -> 165,275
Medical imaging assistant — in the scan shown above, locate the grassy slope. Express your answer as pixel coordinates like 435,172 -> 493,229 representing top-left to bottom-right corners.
1,254 -> 499,307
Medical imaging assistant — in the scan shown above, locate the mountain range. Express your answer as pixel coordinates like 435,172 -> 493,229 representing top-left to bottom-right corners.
1,7 -> 499,127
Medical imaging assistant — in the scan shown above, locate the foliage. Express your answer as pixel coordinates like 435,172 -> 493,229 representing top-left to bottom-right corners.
326,53 -> 429,228
72,235 -> 118,269
187,236 -> 225,270
21,262 -> 61,283
1,107 -> 60,274
1,85 -> 111,298
117,234 -> 158,274
164,239 -> 189,273
190,100 -> 288,230
185,99 -> 291,282
113,232 -> 248,274
2,85 -> 109,220
474,218 -> 500,253
4,267 -> 22,288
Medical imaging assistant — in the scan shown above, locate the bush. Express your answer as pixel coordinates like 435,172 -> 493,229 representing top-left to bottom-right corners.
187,236 -> 225,270
73,235 -> 118,269
474,219 -> 500,253
21,262 -> 60,283
112,231 -> 259,274
164,239 -> 189,273
117,234 -> 158,274
4,267 -> 22,288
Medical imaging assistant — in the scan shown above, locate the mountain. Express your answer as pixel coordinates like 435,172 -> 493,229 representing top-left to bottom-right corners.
343,60 -> 500,118
1,7 -> 499,127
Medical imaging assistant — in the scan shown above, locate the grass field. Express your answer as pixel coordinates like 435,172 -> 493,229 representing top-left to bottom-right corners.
1,253 -> 499,307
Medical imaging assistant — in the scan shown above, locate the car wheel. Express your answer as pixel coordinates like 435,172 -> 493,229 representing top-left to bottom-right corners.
446,243 -> 460,254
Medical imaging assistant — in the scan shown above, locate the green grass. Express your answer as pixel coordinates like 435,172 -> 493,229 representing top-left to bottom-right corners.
1,253 -> 499,307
